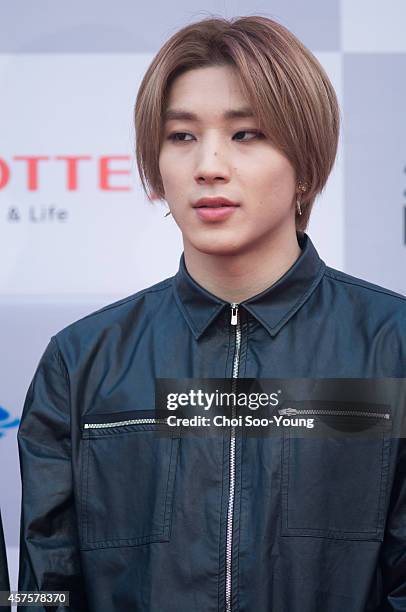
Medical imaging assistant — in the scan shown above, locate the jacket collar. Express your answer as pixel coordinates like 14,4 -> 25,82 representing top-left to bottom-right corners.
173,232 -> 326,339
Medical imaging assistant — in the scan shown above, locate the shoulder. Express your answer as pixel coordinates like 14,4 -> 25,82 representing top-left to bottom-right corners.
324,266 -> 406,302
52,276 -> 174,353
324,266 -> 406,304
322,265 -> 406,325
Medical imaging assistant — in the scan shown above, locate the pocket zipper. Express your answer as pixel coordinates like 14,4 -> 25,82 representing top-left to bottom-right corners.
83,418 -> 167,430
278,408 -> 390,419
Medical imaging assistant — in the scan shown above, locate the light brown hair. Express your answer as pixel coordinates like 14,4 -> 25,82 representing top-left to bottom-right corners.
134,15 -> 340,232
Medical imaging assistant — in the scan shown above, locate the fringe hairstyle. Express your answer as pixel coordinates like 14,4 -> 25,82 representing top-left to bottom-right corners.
135,15 -> 340,232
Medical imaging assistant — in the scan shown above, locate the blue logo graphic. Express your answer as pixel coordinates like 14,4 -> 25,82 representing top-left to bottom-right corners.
0,405 -> 20,437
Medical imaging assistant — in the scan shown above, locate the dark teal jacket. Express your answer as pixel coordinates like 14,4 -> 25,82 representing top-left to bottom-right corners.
18,232 -> 406,611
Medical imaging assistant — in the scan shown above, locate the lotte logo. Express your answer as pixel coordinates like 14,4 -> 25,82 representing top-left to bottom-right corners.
0,155 -> 132,191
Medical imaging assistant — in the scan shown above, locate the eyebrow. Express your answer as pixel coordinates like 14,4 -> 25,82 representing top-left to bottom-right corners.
163,107 -> 255,123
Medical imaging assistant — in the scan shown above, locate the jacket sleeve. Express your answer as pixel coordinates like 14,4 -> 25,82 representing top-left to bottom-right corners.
378,437 -> 406,611
17,337 -> 87,612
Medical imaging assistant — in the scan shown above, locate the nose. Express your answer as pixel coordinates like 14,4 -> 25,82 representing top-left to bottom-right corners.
193,135 -> 231,185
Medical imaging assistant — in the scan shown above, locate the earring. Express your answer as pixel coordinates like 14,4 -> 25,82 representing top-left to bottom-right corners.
296,195 -> 302,216
164,210 -> 172,217
296,182 -> 307,216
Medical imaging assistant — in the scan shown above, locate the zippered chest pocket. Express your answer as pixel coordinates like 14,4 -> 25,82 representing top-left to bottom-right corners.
280,407 -> 392,541
80,410 -> 180,550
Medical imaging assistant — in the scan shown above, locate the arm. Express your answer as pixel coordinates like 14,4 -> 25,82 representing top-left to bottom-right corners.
378,438 -> 406,611
17,338 -> 87,611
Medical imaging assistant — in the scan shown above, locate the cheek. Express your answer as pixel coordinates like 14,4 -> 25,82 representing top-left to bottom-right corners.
158,155 -> 185,207
158,151 -> 168,183
247,169 -> 296,216
158,157 -> 176,194
253,161 -> 296,199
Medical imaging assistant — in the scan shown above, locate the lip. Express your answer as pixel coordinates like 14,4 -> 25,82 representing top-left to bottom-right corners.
193,197 -> 239,208
192,197 -> 240,222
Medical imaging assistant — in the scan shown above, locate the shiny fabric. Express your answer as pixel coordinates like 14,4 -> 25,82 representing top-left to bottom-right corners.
18,232 -> 406,611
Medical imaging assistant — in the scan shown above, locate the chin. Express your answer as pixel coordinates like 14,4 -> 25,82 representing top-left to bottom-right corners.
188,237 -> 246,256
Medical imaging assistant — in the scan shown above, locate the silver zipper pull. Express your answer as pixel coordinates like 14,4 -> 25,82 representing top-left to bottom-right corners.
230,303 -> 239,326
278,408 -> 298,416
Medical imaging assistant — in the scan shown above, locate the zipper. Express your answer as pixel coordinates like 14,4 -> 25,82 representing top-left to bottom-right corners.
83,418 -> 166,430
225,302 -> 241,612
278,408 -> 390,419
230,304 -> 238,326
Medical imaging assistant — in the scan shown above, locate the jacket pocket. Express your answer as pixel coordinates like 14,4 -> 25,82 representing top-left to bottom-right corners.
79,409 -> 180,550
280,407 -> 392,541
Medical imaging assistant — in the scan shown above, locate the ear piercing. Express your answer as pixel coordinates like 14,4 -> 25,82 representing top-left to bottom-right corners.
296,181 -> 308,216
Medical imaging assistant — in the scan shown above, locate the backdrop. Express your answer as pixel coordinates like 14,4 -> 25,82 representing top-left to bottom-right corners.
1,0 -> 405,588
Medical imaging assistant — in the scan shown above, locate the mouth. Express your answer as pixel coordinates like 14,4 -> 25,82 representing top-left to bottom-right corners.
193,197 -> 240,209
192,197 -> 240,222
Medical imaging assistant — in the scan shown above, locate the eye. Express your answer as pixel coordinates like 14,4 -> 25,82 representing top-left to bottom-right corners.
233,130 -> 264,141
166,130 -> 265,143
167,132 -> 194,142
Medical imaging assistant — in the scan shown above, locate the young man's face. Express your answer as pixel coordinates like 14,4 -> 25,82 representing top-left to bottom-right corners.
159,65 -> 298,257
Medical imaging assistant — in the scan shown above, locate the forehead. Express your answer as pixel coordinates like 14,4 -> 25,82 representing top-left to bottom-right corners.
164,65 -> 253,122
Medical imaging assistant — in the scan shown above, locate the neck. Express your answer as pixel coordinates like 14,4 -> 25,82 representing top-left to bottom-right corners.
183,227 -> 303,304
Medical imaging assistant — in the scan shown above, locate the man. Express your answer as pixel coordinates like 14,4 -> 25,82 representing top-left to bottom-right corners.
18,15 -> 406,611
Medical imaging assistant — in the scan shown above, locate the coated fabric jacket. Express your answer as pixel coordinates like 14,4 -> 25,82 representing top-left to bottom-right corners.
18,232 -> 406,612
